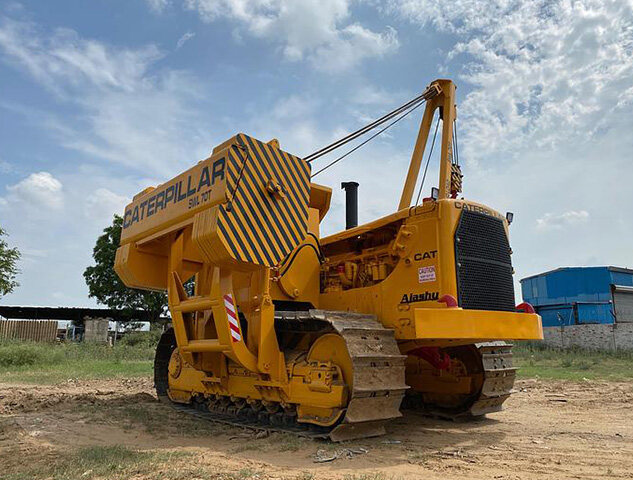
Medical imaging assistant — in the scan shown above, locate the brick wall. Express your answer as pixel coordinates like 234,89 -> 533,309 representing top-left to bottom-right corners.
542,323 -> 633,351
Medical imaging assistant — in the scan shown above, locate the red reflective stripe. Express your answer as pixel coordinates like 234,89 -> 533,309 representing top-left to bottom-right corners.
223,293 -> 241,342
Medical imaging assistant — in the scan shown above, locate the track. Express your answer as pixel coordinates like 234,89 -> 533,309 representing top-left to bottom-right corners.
470,342 -> 516,416
403,342 -> 517,419
155,310 -> 408,441
156,315 -> 515,437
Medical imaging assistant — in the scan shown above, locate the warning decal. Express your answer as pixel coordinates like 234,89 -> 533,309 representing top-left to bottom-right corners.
418,266 -> 436,283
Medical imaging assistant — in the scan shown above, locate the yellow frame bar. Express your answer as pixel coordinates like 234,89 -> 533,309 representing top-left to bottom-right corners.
414,307 -> 543,340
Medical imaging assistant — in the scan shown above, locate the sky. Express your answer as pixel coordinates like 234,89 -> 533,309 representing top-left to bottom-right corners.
0,0 -> 632,307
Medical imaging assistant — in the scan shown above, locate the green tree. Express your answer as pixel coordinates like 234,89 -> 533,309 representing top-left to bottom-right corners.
0,227 -> 20,298
84,215 -> 167,322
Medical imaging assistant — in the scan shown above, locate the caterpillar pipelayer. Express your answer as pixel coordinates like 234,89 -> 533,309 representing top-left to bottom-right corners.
115,79 -> 543,441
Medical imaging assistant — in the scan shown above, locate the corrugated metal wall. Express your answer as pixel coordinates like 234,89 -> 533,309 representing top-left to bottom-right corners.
535,304 -> 575,326
521,266 -> 633,326
613,286 -> 633,323
521,267 -> 613,306
0,320 -> 58,342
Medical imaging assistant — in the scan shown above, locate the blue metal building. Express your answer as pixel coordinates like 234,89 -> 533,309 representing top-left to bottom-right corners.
520,266 -> 633,327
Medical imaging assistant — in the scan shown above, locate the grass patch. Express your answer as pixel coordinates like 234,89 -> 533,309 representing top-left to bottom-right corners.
231,443 -> 263,453
513,342 -> 633,381
4,335 -> 633,386
4,445 -> 163,480
0,339 -> 155,384
2,445 -> 261,480
278,433 -> 310,452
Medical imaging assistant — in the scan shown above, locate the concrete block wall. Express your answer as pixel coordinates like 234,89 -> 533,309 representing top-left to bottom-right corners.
542,327 -> 565,348
84,317 -> 109,343
542,323 -> 633,351
615,323 -> 633,350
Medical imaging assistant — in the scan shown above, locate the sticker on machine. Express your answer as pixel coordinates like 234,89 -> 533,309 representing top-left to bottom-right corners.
418,265 -> 436,283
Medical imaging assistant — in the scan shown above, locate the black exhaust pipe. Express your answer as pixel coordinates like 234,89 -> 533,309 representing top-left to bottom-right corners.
341,181 -> 359,229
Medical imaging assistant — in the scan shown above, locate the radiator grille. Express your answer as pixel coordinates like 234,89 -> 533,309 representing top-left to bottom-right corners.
455,210 -> 515,312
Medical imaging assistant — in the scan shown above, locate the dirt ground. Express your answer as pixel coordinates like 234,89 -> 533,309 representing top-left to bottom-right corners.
1,377 -> 632,479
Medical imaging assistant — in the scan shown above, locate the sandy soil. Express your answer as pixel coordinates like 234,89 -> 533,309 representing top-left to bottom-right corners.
1,377 -> 632,479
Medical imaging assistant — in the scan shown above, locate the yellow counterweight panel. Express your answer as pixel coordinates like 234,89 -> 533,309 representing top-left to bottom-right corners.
194,134 -> 311,269
116,133 -> 312,290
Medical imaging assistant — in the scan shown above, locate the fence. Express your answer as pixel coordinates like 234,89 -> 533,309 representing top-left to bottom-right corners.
0,319 -> 58,342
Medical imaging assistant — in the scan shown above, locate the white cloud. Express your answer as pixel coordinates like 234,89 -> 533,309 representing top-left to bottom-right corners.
176,31 -> 195,49
386,0 -> 633,289
57,70 -> 206,176
272,94 -> 317,120
18,247 -> 49,266
351,84 -> 399,106
2,171 -> 64,210
0,14 -> 213,307
0,17 -> 162,95
84,188 -> 130,223
309,24 -> 398,72
389,0 -> 633,165
146,0 -> 170,13
0,15 -> 208,177
536,210 -> 590,231
0,167 -> 147,307
183,0 -> 399,71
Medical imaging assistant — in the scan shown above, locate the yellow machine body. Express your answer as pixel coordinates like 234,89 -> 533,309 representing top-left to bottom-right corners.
115,79 -> 542,441
317,198 -> 543,345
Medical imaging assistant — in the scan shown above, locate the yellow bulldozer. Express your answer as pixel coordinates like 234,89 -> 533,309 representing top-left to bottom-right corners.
115,78 -> 543,441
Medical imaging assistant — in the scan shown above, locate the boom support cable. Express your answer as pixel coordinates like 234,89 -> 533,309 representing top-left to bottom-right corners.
311,98 -> 428,178
304,85 -> 439,164
415,115 -> 441,205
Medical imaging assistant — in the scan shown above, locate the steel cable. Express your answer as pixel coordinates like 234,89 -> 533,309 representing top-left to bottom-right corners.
311,98 -> 428,178
305,86 -> 439,163
415,115 -> 441,205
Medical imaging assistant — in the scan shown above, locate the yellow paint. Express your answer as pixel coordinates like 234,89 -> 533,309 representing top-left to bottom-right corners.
114,79 -> 543,422
414,308 -> 544,341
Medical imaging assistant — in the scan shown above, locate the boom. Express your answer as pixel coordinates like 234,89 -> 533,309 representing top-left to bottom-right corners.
399,79 -> 460,209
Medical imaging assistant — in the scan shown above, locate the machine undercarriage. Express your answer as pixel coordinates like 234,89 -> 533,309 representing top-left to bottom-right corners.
155,312 -> 516,440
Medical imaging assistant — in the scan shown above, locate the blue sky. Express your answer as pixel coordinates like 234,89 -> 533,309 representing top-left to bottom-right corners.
1,0 -> 632,307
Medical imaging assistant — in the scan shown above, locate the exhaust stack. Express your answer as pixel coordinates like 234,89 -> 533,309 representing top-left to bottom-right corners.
341,181 -> 359,230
